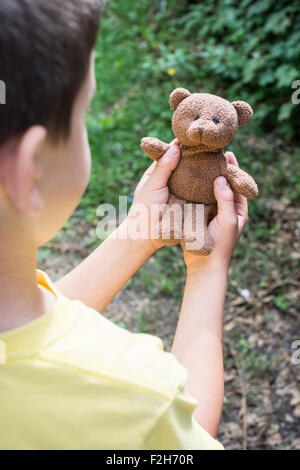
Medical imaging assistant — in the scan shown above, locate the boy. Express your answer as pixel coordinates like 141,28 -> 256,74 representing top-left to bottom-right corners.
0,0 -> 249,450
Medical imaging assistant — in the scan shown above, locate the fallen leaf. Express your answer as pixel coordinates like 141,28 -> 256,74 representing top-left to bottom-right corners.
293,405 -> 300,418
224,320 -> 235,332
285,414 -> 294,423
290,395 -> 300,407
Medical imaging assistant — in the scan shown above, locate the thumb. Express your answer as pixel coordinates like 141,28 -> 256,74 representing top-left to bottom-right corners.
146,143 -> 180,190
214,176 -> 237,227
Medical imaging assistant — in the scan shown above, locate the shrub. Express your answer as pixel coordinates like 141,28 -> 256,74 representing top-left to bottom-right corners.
171,0 -> 300,140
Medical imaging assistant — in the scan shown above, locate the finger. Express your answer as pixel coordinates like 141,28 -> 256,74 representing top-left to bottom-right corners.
224,151 -> 248,218
145,143 -> 181,191
231,182 -> 247,218
214,176 -> 238,228
169,137 -> 180,145
237,209 -> 249,235
225,157 -> 248,228
235,192 -> 248,222
137,139 -> 180,192
225,151 -> 239,167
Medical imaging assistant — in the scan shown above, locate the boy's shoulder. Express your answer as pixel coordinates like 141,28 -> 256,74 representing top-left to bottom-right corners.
36,271 -> 188,402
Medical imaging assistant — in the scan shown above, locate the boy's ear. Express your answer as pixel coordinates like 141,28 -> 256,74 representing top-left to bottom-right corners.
170,88 -> 191,111
231,100 -> 253,126
0,126 -> 47,214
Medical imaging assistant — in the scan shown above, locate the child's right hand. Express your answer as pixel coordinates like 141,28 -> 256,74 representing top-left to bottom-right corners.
184,151 -> 249,270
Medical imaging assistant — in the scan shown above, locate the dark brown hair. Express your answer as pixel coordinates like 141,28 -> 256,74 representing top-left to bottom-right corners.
0,0 -> 105,146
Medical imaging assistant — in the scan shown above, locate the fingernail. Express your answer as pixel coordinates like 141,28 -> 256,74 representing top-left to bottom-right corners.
217,176 -> 228,187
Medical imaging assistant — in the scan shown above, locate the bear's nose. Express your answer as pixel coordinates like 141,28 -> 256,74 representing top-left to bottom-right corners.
197,127 -> 204,137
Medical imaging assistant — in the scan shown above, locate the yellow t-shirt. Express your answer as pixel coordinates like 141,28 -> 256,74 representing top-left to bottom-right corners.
0,271 -> 223,450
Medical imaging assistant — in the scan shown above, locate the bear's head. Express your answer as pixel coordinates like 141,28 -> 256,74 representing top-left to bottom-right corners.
170,88 -> 253,151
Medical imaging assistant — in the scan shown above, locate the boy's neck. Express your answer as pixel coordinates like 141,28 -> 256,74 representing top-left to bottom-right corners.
0,243 -> 56,332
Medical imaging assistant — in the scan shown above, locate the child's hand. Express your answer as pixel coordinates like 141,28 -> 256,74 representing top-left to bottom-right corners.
184,151 -> 249,270
127,138 -> 181,250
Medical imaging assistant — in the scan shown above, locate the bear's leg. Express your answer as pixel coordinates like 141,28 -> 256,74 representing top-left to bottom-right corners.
181,203 -> 216,255
152,193 -> 185,245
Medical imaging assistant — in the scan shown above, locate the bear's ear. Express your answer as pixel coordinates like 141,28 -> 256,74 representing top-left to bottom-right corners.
231,100 -> 253,127
170,88 -> 191,111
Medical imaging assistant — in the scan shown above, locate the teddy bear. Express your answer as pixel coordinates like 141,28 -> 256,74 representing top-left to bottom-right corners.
140,88 -> 258,255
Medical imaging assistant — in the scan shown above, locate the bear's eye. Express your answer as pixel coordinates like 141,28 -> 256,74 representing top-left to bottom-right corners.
194,115 -> 200,120
212,117 -> 220,124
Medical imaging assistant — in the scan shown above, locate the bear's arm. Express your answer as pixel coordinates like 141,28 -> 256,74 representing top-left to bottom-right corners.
221,161 -> 258,199
140,137 -> 170,161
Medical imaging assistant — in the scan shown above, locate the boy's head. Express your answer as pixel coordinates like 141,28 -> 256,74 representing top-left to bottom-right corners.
0,0 -> 104,247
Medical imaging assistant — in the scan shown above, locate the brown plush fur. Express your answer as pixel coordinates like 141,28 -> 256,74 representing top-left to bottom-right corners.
141,88 -> 258,255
